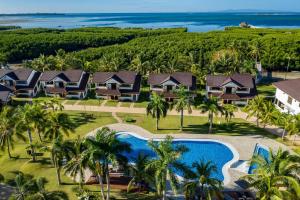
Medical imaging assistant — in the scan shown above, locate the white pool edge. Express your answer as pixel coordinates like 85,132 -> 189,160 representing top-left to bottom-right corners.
116,131 -> 240,186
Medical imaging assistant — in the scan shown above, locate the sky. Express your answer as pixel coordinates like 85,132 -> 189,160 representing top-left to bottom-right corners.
0,0 -> 299,13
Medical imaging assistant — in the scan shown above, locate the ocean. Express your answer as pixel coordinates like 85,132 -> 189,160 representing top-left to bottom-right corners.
1,12 -> 300,32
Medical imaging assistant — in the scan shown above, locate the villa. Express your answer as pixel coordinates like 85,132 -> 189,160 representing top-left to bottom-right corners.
39,69 -> 90,99
92,71 -> 141,101
206,73 -> 257,105
0,68 -> 41,100
273,78 -> 300,115
148,72 -> 197,101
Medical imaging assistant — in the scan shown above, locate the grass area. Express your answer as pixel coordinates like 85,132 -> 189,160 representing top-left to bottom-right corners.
120,102 -> 132,107
117,113 -> 274,136
134,101 -> 148,108
78,99 -> 102,106
105,100 -> 119,107
64,99 -> 78,105
257,84 -> 276,97
0,111 -> 120,199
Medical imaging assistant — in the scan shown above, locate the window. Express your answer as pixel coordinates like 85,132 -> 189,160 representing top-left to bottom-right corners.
121,84 -> 131,88
152,85 -> 162,89
287,96 -> 293,104
67,82 -> 78,86
237,88 -> 248,92
211,87 -> 221,91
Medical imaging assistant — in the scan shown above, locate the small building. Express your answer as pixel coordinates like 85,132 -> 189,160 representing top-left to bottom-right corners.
92,71 -> 141,101
273,78 -> 300,115
39,70 -> 90,99
0,68 -> 41,98
148,72 -> 197,101
206,73 -> 257,105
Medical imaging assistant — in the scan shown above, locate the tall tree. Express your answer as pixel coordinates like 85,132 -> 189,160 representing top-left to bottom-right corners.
146,136 -> 188,200
146,92 -> 169,131
199,97 -> 223,134
0,107 -> 26,158
44,112 -> 75,140
184,160 -> 222,200
244,96 -> 266,127
173,86 -> 193,131
222,104 -> 237,124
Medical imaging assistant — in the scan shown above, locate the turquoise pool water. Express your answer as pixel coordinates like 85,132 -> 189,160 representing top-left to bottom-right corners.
116,132 -> 235,181
248,144 -> 269,174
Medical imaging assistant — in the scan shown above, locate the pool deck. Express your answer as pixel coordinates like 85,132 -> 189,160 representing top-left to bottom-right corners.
86,123 -> 289,190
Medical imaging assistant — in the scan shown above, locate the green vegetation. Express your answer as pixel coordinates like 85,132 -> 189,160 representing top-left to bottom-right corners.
105,100 -> 119,107
0,26 -> 21,31
0,27 -> 186,62
242,148 -> 300,200
78,98 -> 102,106
257,83 -> 276,97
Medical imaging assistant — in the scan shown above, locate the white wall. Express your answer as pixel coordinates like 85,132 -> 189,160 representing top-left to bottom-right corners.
274,88 -> 300,115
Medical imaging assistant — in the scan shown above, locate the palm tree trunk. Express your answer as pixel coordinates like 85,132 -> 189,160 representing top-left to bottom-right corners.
162,189 -> 166,200
209,112 -> 213,134
56,167 -> 62,185
156,113 -> 159,131
37,130 -> 43,142
293,134 -> 297,145
180,109 -> 184,131
281,129 -> 286,140
106,167 -> 111,200
79,168 -> 84,189
27,129 -> 36,161
7,137 -> 12,159
97,173 -> 106,200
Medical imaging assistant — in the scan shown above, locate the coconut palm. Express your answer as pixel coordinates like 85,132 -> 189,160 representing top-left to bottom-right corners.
244,96 -> 265,127
173,86 -> 193,131
16,104 -> 41,161
0,107 -> 26,158
30,103 -> 48,142
199,97 -> 223,134
274,112 -> 293,140
249,40 -> 264,64
259,100 -> 278,128
243,148 -> 300,200
146,136 -> 188,200
13,173 -> 36,200
41,98 -> 64,111
64,136 -> 89,188
147,92 -> 170,130
222,104 -> 237,123
286,115 -> 300,145
184,160 -> 222,200
29,177 -> 69,200
127,153 -> 154,193
44,112 -> 75,140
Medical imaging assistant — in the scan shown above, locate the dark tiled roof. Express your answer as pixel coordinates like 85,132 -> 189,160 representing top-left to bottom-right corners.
40,70 -> 84,82
273,78 -> 300,102
96,89 -> 121,96
92,71 -> 138,84
206,73 -> 255,88
148,72 -> 196,89
0,85 -> 13,103
67,73 -> 90,92
16,72 -> 41,91
0,68 -> 34,81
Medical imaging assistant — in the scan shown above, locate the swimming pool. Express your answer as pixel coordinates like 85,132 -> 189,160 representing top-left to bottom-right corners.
116,132 -> 239,184
248,144 -> 269,174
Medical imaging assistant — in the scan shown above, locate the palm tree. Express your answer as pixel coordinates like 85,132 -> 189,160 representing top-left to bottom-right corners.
40,98 -> 64,111
29,177 -> 69,200
146,136 -> 189,200
184,160 -> 222,200
127,153 -> 154,193
44,112 -> 75,140
222,104 -> 237,124
51,136 -> 74,185
173,86 -> 193,131
274,112 -> 293,140
244,96 -> 265,127
243,148 -> 300,200
147,92 -> 169,131
0,107 -> 26,158
64,136 -> 89,188
249,40 -> 264,64
286,114 -> 300,145
13,173 -> 36,200
85,127 -> 131,200
199,97 -> 223,134
30,103 -> 48,142
16,104 -> 40,161
259,100 -> 278,128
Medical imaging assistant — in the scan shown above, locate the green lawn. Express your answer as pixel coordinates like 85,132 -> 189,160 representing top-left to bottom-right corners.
120,102 -> 132,107
64,99 -> 78,105
117,113 -> 276,137
105,100 -> 119,107
134,101 -> 148,108
0,111 -> 119,199
78,99 -> 102,106
257,84 -> 276,97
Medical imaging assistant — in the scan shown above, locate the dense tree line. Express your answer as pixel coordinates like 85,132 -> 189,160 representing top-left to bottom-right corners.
0,26 -> 21,31
0,27 -> 186,62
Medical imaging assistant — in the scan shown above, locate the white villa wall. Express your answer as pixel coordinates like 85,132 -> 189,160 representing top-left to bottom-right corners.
274,88 -> 300,115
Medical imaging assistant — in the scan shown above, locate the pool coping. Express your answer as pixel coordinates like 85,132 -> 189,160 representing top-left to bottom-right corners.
116,131 -> 240,186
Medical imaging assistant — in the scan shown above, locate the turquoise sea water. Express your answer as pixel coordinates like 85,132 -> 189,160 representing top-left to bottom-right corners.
0,12 -> 300,32
116,132 -> 234,181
